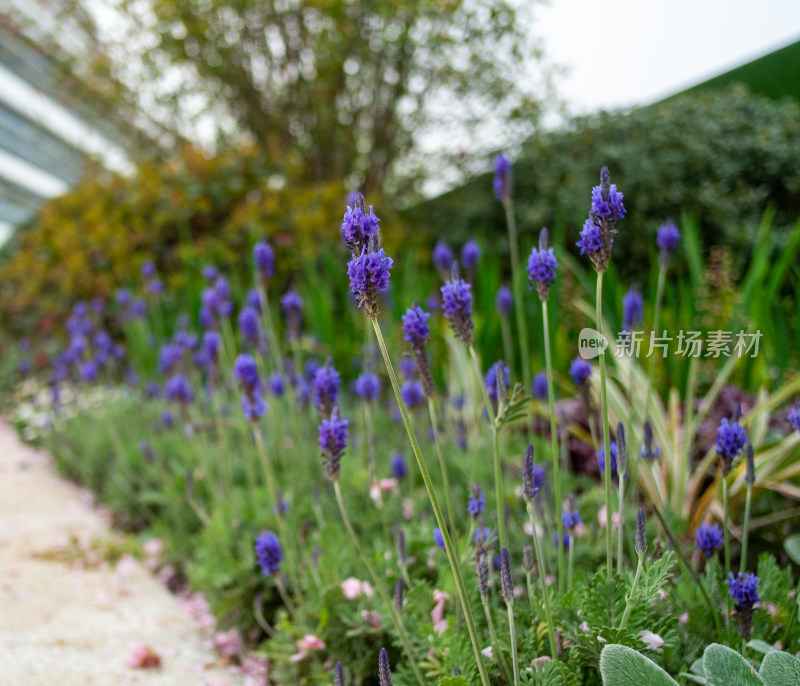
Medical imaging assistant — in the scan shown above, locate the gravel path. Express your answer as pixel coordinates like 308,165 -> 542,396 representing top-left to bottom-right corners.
0,421 -> 241,685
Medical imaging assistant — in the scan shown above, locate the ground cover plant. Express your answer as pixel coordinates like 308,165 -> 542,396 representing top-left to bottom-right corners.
8,158 -> 800,685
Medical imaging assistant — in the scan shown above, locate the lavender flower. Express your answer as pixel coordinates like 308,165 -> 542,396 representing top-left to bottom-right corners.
378,647 -> 393,686
202,331 -> 221,366
493,153 -> 512,202
440,275 -> 473,345
576,166 -> 626,272
635,509 -> 647,554
401,380 -> 423,408
335,661 -> 345,686
495,285 -> 513,317
141,260 -> 157,279
398,357 -> 417,381
640,420 -> 661,462
562,508 -> 582,530
161,409 -> 174,428
467,484 -> 486,517
313,362 -> 341,417
570,358 -> 592,386
554,533 -> 570,550
348,247 -> 393,318
246,288 -> 262,312
656,220 -> 681,266
433,528 -> 445,551
340,197 -> 380,257
695,522 -> 724,557
354,372 -> 380,401
269,373 -> 285,397
528,227 -> 558,301
522,443 -> 539,502
474,527 -> 493,546
532,372 -> 548,400
716,415 -> 748,475
234,354 -> 266,420
727,571 -> 759,606
433,241 -> 454,273
139,440 -> 156,463
390,453 -> 407,480
788,403 -> 800,433
80,360 -> 98,382
202,265 -> 219,282
239,306 -> 261,346
461,239 -> 481,270
622,287 -> 644,331
484,361 -> 509,402
254,531 -> 283,576
164,374 -> 193,404
254,241 -> 275,282
500,547 -> 513,602
319,407 -> 349,481
281,289 -> 303,339
597,441 -> 618,473
401,302 -> 435,398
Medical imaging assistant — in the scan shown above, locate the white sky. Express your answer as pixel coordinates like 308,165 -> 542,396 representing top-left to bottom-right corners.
535,0 -> 800,114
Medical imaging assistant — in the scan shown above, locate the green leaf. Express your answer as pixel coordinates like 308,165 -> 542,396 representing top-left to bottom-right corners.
599,644 -> 679,686
783,534 -> 800,565
703,644 -> 764,686
746,640 -> 776,656
759,651 -> 800,686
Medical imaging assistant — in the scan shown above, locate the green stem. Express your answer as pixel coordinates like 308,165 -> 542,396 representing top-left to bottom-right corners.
643,266 -> 666,423
371,319 -> 491,686
741,484 -> 753,572
482,597 -> 512,683
723,476 -> 734,645
506,602 -> 520,686
502,198 -> 531,388
364,401 -> 376,486
333,482 -> 425,686
468,345 -> 505,549
542,300 -> 565,592
596,271 -> 613,580
500,316 -> 514,379
527,504 -> 558,659
619,553 -> 644,630
428,398 -> 457,535
677,355 -> 699,512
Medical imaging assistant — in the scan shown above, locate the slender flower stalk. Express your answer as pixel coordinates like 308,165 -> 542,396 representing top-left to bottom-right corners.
577,167 -> 626,579
616,423 -> 627,574
741,444 -> 755,572
333,481 -> 425,686
372,319 -> 490,685
477,551 -> 511,682
643,266 -> 666,424
619,509 -> 646,630
532,228 -> 565,591
495,154 -> 531,389
500,548 -> 521,686
428,398 -> 457,534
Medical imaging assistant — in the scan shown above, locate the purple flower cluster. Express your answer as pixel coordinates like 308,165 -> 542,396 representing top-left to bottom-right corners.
141,261 -> 163,295
255,531 -> 283,576
522,443 -> 539,502
391,453 -> 407,480
484,361 -> 508,402
433,241 -> 454,273
200,277 -> 233,328
313,363 -> 341,417
234,354 -> 266,420
695,522 -> 724,557
461,240 -> 480,270
467,484 -> 486,517
269,373 -> 285,397
401,302 -> 431,346
348,248 -> 393,318
656,220 -> 681,266
441,277 -> 473,345
716,416 -> 748,472
493,153 -> 512,202
281,289 -> 303,340
164,374 -> 193,404
495,285 -> 513,317
597,442 -> 618,473
622,288 -> 644,331
319,408 -> 349,481
577,166 -> 626,272
532,372 -> 548,400
238,306 -> 262,347
433,528 -> 445,551
354,372 -> 380,402
253,241 -> 275,282
640,420 -> 661,462
528,228 -> 558,301
341,201 -> 380,256
726,571 -> 760,606
401,380 -> 424,408
562,509 -> 582,530
570,358 -> 592,386
787,403 -> 800,432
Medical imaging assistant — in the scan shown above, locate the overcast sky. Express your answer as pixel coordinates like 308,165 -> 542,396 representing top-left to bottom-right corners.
535,0 -> 800,113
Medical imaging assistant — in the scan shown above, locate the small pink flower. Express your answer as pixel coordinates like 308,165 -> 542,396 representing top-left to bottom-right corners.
143,538 -> 164,558
125,642 -> 162,669
214,629 -> 241,656
679,612 -> 689,624
341,577 -> 363,600
361,610 -> 382,629
530,656 -> 552,673
574,522 -> 587,537
638,630 -> 664,650
523,521 -> 534,536
432,590 -> 450,634
291,633 -> 327,660
379,478 -> 398,493
361,581 -> 374,598
369,483 -> 383,508
579,621 -> 590,632
657,588 -> 669,601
